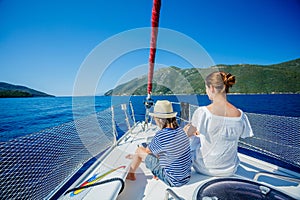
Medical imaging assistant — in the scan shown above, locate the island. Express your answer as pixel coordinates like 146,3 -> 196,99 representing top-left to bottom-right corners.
105,58 -> 300,95
0,82 -> 55,98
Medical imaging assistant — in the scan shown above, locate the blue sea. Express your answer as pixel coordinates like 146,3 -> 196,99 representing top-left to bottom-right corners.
0,94 -> 299,142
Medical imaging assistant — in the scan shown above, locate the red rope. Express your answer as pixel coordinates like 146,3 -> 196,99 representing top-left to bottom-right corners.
147,0 -> 161,95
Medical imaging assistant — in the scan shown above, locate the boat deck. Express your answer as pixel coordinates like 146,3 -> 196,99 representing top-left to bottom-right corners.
117,123 -> 300,200
62,122 -> 300,200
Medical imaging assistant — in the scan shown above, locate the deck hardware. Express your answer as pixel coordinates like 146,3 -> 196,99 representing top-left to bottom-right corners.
164,188 -> 184,200
259,185 -> 271,195
121,104 -> 131,131
254,172 -> 300,184
129,101 -> 136,124
111,105 -> 118,140
202,196 -> 218,200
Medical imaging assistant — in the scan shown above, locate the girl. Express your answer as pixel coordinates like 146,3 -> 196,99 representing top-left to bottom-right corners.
184,71 -> 253,176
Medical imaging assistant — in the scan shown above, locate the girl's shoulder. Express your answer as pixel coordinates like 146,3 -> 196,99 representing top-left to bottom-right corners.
226,103 -> 242,117
195,106 -> 208,113
192,106 -> 210,124
195,106 -> 211,117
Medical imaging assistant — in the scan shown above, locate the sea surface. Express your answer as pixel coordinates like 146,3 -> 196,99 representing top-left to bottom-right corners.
0,94 -> 299,142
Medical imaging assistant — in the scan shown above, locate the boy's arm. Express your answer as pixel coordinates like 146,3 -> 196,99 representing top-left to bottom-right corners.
137,145 -> 152,154
145,147 -> 152,154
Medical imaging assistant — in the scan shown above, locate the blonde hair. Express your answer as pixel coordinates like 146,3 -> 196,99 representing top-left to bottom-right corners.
205,71 -> 236,93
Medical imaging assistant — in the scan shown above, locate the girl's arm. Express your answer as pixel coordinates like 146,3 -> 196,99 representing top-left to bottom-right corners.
183,123 -> 199,137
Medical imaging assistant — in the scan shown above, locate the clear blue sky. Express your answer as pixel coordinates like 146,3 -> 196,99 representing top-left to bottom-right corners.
1,0 -> 299,96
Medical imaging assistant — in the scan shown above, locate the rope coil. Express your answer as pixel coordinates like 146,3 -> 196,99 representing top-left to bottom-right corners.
64,177 -> 125,196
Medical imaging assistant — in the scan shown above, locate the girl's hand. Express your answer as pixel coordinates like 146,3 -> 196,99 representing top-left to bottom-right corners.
184,123 -> 198,137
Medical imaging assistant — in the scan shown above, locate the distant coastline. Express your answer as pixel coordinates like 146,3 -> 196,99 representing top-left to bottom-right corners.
0,82 -> 54,98
104,92 -> 299,97
105,58 -> 300,96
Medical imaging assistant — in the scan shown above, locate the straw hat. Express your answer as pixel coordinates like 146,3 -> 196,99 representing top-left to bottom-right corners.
149,100 -> 177,119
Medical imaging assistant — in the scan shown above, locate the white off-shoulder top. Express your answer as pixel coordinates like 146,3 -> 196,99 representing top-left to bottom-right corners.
190,106 -> 253,176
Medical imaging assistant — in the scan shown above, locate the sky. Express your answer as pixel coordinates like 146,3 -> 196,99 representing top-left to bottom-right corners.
0,0 -> 299,96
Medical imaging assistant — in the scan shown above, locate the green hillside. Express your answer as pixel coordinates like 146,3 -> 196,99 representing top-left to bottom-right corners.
0,82 -> 54,98
105,58 -> 300,96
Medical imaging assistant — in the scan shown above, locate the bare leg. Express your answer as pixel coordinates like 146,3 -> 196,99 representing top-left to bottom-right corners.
125,154 -> 134,159
126,153 -> 141,180
126,147 -> 148,181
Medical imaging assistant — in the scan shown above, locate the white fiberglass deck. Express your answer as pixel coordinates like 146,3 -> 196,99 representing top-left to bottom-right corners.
62,122 -> 300,200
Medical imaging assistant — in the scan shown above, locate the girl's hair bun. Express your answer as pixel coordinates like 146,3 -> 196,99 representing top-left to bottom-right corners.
220,72 -> 236,93
205,71 -> 236,93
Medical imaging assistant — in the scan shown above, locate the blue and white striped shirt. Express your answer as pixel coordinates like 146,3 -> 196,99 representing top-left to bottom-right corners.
148,127 -> 192,186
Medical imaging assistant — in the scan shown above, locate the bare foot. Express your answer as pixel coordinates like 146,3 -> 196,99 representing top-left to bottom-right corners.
126,172 -> 136,181
153,175 -> 159,180
125,154 -> 134,159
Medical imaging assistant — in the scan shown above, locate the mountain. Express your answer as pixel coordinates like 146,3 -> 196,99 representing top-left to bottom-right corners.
105,58 -> 300,96
0,82 -> 55,98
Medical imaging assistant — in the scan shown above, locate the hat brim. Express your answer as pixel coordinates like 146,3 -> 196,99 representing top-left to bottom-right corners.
149,112 -> 177,119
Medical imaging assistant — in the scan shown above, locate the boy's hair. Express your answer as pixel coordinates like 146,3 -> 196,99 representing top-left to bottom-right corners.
156,117 -> 179,129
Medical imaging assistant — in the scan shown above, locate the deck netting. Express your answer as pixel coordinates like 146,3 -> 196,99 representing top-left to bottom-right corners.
0,104 -> 134,199
239,113 -> 300,170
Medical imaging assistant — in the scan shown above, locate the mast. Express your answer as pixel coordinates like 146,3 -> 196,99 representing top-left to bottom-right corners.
147,0 -> 161,96
144,0 -> 161,125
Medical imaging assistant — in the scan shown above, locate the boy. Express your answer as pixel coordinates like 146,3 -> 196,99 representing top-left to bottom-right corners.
126,100 -> 191,187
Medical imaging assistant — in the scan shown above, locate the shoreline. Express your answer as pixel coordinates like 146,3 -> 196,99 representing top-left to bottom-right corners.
102,92 -> 299,97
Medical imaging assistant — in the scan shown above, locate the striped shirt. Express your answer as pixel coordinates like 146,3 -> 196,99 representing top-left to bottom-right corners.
148,127 -> 192,186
